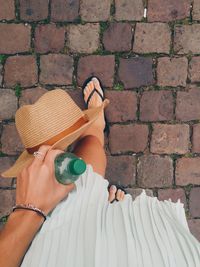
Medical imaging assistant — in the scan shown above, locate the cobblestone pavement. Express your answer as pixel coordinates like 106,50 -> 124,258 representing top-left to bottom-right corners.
0,0 -> 200,241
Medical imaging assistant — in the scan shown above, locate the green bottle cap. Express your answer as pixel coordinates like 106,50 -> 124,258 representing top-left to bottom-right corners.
69,158 -> 86,175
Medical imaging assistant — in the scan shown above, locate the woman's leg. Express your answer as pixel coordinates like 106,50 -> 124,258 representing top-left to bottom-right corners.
72,78 -> 107,177
72,134 -> 107,177
72,78 -> 125,201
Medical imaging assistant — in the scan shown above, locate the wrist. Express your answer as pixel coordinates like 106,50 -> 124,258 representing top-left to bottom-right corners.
10,208 -> 45,226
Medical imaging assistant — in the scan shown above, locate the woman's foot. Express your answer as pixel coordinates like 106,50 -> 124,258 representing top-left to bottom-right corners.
108,185 -> 125,203
83,77 -> 106,131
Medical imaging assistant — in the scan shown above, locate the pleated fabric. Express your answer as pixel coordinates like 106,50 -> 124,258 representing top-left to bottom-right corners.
21,164 -> 200,267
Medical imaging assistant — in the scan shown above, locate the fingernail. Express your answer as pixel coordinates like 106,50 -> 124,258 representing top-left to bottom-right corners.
110,185 -> 116,191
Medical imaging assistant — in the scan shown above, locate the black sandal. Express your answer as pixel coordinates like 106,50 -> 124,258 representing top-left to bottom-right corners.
107,184 -> 127,204
82,76 -> 109,133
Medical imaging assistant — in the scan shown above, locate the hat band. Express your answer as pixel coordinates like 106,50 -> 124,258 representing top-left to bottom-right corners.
26,115 -> 89,154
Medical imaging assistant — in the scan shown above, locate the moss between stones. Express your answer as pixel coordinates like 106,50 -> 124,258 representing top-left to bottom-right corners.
0,55 -> 7,64
14,84 -> 22,97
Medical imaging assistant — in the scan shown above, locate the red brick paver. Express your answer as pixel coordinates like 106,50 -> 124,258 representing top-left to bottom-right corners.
0,24 -> 31,54
151,124 -> 190,154
103,22 -> 133,52
0,0 -> 200,242
115,0 -> 144,21
190,188 -> 200,217
109,124 -> 149,154
51,0 -> 79,22
118,57 -> 155,88
193,0 -> 200,20
80,0 -> 110,22
137,155 -> 173,188
0,0 -> 15,20
20,0 -> 49,21
0,89 -> 18,120
133,23 -> 171,53
67,24 -> 100,53
77,55 -> 115,87
35,24 -> 65,53
105,91 -> 137,122
140,90 -> 174,122
176,158 -> 200,185
188,57 -> 200,82
106,155 -> 136,186
174,25 -> 200,54
192,124 -> 200,153
40,54 -> 73,85
157,57 -> 188,87
148,0 -> 190,22
176,86 -> 200,121
1,124 -> 24,155
4,55 -> 38,87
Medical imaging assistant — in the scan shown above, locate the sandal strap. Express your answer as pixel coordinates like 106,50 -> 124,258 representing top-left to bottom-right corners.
86,88 -> 104,108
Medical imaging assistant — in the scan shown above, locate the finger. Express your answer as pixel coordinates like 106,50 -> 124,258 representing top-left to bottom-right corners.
108,185 -> 117,202
116,189 -> 122,201
44,148 -> 64,165
31,145 -> 51,166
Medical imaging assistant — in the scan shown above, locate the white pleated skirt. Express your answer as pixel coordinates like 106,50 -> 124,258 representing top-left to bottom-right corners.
21,164 -> 200,267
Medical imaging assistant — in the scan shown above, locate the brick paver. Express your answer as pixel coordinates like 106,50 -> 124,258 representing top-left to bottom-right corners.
190,188 -> 200,217
20,0 -> 49,21
109,124 -> 149,154
176,158 -> 200,185
174,25 -> 200,54
151,124 -> 190,154
115,0 -> 144,21
137,155 -> 173,188
192,124 -> 200,153
1,124 -> 24,155
40,54 -> 73,85
148,0 -> 190,22
106,155 -> 136,186
0,89 -> 17,120
0,1 -> 200,242
51,0 -> 79,22
0,0 -> 15,20
188,57 -> 200,82
67,24 -> 100,53
0,24 -> 31,54
133,23 -> 171,53
157,57 -> 188,87
77,55 -> 115,87
35,24 -> 65,53
118,57 -> 155,88
103,22 -> 133,52
0,157 -> 16,187
19,87 -> 48,106
140,90 -> 174,122
105,91 -> 137,122
4,55 -> 38,87
176,86 -> 200,121
80,0 -> 110,22
158,188 -> 187,206
193,0 -> 200,20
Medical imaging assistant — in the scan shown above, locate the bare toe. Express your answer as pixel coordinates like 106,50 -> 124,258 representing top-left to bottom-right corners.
116,189 -> 122,201
108,185 -> 117,202
120,191 -> 125,201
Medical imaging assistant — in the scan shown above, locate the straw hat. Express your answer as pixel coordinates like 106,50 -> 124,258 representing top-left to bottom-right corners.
1,89 -> 109,178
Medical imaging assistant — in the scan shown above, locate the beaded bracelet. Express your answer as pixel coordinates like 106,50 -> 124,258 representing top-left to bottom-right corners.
12,204 -> 47,221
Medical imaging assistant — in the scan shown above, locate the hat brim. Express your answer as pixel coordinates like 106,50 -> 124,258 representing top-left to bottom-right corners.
1,99 -> 109,178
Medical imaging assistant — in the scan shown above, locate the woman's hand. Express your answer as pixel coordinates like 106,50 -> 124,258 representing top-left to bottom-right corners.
16,145 -> 75,215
